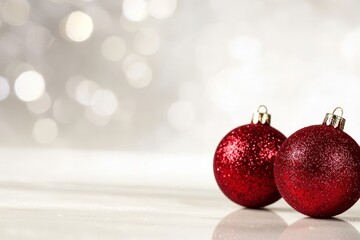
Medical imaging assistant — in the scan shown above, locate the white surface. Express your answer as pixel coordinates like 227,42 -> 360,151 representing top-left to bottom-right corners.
0,149 -> 359,239
0,149 -> 212,188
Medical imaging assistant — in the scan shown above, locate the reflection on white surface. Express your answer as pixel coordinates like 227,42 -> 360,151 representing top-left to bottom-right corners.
280,217 -> 360,240
0,184 -> 226,240
213,209 -> 287,240
214,208 -> 360,240
0,182 -> 359,240
0,149 -> 358,239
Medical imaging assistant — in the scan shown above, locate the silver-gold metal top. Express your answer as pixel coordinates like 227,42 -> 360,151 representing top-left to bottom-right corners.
322,107 -> 346,131
251,105 -> 271,125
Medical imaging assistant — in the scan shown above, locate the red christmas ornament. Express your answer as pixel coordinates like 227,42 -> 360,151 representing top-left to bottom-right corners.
274,107 -> 360,218
214,106 -> 286,208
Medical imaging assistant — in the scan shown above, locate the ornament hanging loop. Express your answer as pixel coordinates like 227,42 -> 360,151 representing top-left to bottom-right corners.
257,105 -> 268,114
332,107 -> 344,117
323,107 -> 346,131
252,105 -> 271,125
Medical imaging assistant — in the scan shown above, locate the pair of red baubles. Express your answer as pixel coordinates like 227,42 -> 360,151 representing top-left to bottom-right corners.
214,105 -> 360,218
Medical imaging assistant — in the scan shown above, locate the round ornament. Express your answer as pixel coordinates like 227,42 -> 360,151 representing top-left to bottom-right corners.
214,106 -> 286,208
274,107 -> 360,218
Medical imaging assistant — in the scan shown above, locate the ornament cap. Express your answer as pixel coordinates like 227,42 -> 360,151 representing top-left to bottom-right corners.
322,107 -> 346,130
251,105 -> 271,125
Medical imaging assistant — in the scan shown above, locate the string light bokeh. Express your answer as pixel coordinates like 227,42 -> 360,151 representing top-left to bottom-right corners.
0,0 -> 359,153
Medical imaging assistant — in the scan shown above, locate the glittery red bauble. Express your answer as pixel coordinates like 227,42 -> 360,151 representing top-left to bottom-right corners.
214,123 -> 286,208
274,125 -> 360,218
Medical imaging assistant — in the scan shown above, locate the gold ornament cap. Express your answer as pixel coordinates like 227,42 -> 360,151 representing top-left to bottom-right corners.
251,105 -> 271,125
322,107 -> 346,131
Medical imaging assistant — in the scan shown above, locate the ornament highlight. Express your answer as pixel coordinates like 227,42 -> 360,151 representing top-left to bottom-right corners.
214,105 -> 286,208
274,107 -> 360,218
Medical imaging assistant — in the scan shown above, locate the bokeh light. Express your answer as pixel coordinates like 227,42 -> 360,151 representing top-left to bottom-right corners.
125,61 -> 152,88
65,75 -> 83,99
15,71 -> 45,102
122,54 -> 153,88
64,11 -> 93,42
122,0 -> 148,22
0,0 -> 358,153
91,89 -> 118,117
27,92 -> 52,114
101,36 -> 126,61
0,76 -> 10,101
32,118 -> 58,144
148,0 -> 177,19
134,29 -> 160,55
75,79 -> 99,105
1,0 -> 30,26
85,107 -> 112,126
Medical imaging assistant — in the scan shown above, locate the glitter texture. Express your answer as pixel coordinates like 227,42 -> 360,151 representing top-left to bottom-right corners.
274,125 -> 360,218
214,123 -> 286,208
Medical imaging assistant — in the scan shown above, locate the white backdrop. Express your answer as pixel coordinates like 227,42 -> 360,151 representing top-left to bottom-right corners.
0,0 -> 358,154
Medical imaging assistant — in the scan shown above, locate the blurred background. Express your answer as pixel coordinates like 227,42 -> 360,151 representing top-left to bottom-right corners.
1,3 -> 360,238
0,0 -> 359,154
